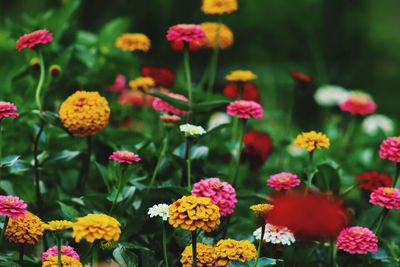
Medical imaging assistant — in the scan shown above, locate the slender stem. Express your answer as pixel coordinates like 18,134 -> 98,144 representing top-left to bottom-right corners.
206,18 -> 222,95
35,50 -> 45,112
19,244 -> 25,265
340,116 -> 356,151
92,241 -> 99,267
183,44 -> 193,123
110,166 -> 126,215
196,65 -> 210,91
230,117 -> 239,152
0,216 -> 9,246
232,120 -> 246,187
192,230 -> 197,267
162,222 -> 169,267
374,209 -> 389,236
77,136 -> 92,194
392,162 -> 400,187
370,208 -> 386,229
254,224 -> 265,267
149,131 -> 169,188
57,236 -> 62,267
187,139 -> 192,191
34,119 -> 45,212
329,239 -> 336,267
305,150 -> 315,193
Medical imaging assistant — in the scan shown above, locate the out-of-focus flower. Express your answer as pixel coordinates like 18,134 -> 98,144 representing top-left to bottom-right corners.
170,40 -> 202,52
214,239 -> 256,266
109,151 -> 141,164
290,71 -> 311,84
0,102 -> 19,120
72,214 -> 121,243
148,204 -> 170,221
141,66 -> 175,88
223,82 -> 260,103
129,77 -> 155,91
49,65 -> 61,77
166,24 -> 205,43
30,57 -> 40,70
362,114 -> 394,136
266,191 -> 349,240
192,178 -> 237,216
200,22 -> 233,50
379,137 -> 400,162
0,195 -> 28,219
107,75 -> 127,92
59,91 -> 110,137
42,246 -> 80,263
118,89 -> 155,108
208,112 -> 231,130
267,172 -> 300,191
370,187 -> 400,209
339,91 -> 377,116
42,220 -> 73,231
294,131 -> 330,152
241,130 -> 273,168
160,114 -> 181,124
16,29 -> 53,51
314,85 -> 349,107
225,70 -> 257,82
286,144 -> 306,157
42,255 -> 83,267
356,171 -> 392,192
115,33 -> 151,52
180,123 -> 206,137
253,223 -> 295,245
180,243 -> 217,267
168,196 -> 221,232
226,100 -> 263,119
201,0 -> 238,15
250,203 -> 274,218
336,226 -> 378,254
152,92 -> 188,116
5,212 -> 44,244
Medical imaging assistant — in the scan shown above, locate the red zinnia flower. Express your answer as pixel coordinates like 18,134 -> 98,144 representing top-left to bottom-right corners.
356,171 -> 392,192
291,71 -> 311,83
170,40 -> 202,52
222,82 -> 260,102
140,66 -> 175,88
16,29 -> 53,51
241,130 -> 273,169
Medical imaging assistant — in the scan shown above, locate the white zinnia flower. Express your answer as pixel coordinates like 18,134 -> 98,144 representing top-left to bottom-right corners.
208,112 -> 231,130
362,114 -> 394,136
314,85 -> 349,107
180,123 -> 207,137
148,204 -> 170,221
253,223 -> 295,245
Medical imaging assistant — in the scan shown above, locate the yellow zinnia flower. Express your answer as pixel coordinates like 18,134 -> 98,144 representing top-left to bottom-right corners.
225,70 -> 257,82
214,239 -> 257,266
5,212 -> 44,245
200,22 -> 234,50
201,0 -> 238,15
42,220 -> 73,231
180,243 -> 217,267
115,33 -> 151,52
250,203 -> 274,216
129,76 -> 155,91
294,131 -> 330,152
42,255 -> 83,267
72,214 -> 121,243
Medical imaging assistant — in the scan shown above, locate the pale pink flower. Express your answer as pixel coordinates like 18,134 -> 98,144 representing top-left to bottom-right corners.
0,102 -> 19,120
107,75 -> 127,92
339,92 -> 376,116
336,226 -> 378,254
16,29 -> 53,51
369,187 -> 400,209
160,115 -> 181,124
379,137 -> 400,162
267,172 -> 300,191
152,92 -> 188,116
191,178 -> 237,216
0,195 -> 28,219
109,151 -> 141,164
41,246 -> 80,263
226,100 -> 263,119
166,24 -> 205,43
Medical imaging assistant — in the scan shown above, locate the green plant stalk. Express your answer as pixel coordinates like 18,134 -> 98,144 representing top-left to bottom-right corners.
162,222 -> 169,267
392,162 -> 400,187
0,216 -> 9,247
33,120 -> 45,211
230,116 -> 239,151
149,131 -> 169,188
110,166 -> 126,215
340,116 -> 356,151
19,243 -> 25,265
206,18 -> 222,95
57,236 -> 62,267
77,136 -> 92,194
232,120 -> 246,187
92,242 -> 99,267
35,50 -> 45,112
254,223 -> 265,267
187,139 -> 192,191
192,230 -> 197,267
374,209 -> 389,237
305,150 -> 315,193
329,239 -> 336,267
195,65 -> 210,91
183,44 -> 193,123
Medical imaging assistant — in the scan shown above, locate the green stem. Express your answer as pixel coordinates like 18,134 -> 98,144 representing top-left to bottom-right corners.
329,239 -> 336,267
374,209 -> 389,236
149,131 -> 169,188
110,166 -> 126,215
192,230 -> 197,267
92,241 -> 99,267
162,222 -> 169,267
230,116 -> 239,151
187,139 -> 192,191
341,116 -> 356,151
78,136 -> 92,194
254,224 -> 265,267
35,50 -> 45,112
57,236 -> 62,267
392,162 -> 400,187
183,44 -> 193,123
33,120 -> 45,212
206,18 -> 222,95
0,216 -> 9,247
232,120 -> 246,187
195,65 -> 210,91
305,150 -> 314,193
19,244 -> 25,265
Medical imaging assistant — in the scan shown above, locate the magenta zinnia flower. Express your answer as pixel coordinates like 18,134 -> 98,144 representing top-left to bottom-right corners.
336,226 -> 378,254
152,92 -> 188,116
0,102 -> 19,120
16,29 -> 53,51
369,187 -> 400,209
379,137 -> 400,162
109,151 -> 141,164
166,24 -> 205,43
339,92 -> 376,116
41,246 -> 80,263
226,100 -> 263,119
0,195 -> 28,219
267,172 -> 300,191
191,178 -> 237,216
107,75 -> 127,92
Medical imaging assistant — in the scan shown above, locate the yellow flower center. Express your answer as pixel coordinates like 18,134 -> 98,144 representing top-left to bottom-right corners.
383,188 -> 395,194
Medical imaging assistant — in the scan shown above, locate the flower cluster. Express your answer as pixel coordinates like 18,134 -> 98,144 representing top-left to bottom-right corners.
42,246 -> 80,263
42,220 -> 73,231
109,151 -> 141,164
223,82 -> 260,102
148,203 -> 170,221
339,91 -> 377,116
379,137 -> 400,162
200,22 -> 234,50
0,195 -> 28,219
294,131 -> 330,152
5,212 -> 44,244
180,243 -> 217,267
180,123 -> 207,137
16,29 -> 53,51
141,66 -> 175,88
226,100 -> 263,119
115,33 -> 151,52
225,70 -> 257,82
253,223 -> 296,245
72,214 -> 121,243
0,102 -> 19,120
152,92 -> 188,116
267,172 -> 300,191
201,0 -> 238,15
214,239 -> 257,265
369,187 -> 400,209
336,226 -> 378,254
42,255 -> 83,267
356,171 -> 392,192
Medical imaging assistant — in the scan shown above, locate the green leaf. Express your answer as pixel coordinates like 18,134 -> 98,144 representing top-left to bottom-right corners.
57,201 -> 80,220
1,155 -> 20,167
98,17 -> 132,52
147,92 -> 189,110
313,163 -> 341,194
230,257 -> 279,267
173,144 -> 209,160
113,245 -> 139,267
51,150 -> 80,162
95,162 -> 111,192
193,99 -> 231,112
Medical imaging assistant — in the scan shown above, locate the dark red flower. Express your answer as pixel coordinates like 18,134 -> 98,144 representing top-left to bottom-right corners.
140,66 -> 175,88
241,130 -> 272,168
356,171 -> 392,192
222,82 -> 260,102
290,71 -> 311,84
266,191 -> 349,240
170,40 -> 202,52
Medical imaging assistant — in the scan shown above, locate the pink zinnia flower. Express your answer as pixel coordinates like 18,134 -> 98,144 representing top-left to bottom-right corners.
369,187 -> 400,209
267,172 -> 300,191
152,92 -> 188,116
0,195 -> 28,219
339,92 -> 376,116
379,137 -> 400,162
166,24 -> 205,43
191,178 -> 237,216
109,151 -> 141,164
0,102 -> 19,120
226,100 -> 263,119
41,246 -> 80,263
107,75 -> 127,92
16,29 -> 53,51
336,226 -> 378,254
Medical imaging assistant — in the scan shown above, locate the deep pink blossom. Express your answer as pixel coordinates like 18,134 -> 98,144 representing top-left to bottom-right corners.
267,172 -> 300,191
379,137 -> 400,162
109,151 -> 141,164
226,100 -> 263,119
41,246 -> 80,263
107,75 -> 127,92
166,24 -> 205,43
0,195 -> 28,219
0,102 -> 19,120
336,226 -> 378,254
152,92 -> 188,116
16,29 -> 53,51
369,187 -> 400,209
339,92 -> 376,116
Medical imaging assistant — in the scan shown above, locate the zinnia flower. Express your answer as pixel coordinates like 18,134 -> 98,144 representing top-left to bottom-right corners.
339,91 -> 377,116
59,91 -> 110,137
379,137 -> 400,162
115,33 -> 151,52
109,151 -> 141,164
253,223 -> 296,245
362,114 -> 394,136
226,100 -> 263,119
49,65 -> 61,77
369,187 -> 400,209
290,71 -> 311,84
214,239 -> 256,266
192,178 -> 237,216
201,0 -> 238,15
5,212 -> 44,244
266,191 -> 349,240
168,196 -> 221,232
200,22 -> 234,50
148,204 -> 170,221
225,70 -> 257,82
336,226 -> 378,254
141,66 -> 175,88
160,114 -> 181,124
241,130 -> 273,168
294,131 -> 330,152
0,195 -> 28,219
250,203 -> 274,219
313,85 -> 349,107
267,172 -> 300,191
42,255 -> 83,267
166,24 -> 205,43
16,29 -> 53,51
72,214 -> 121,243
42,246 -> 80,263
42,220 -> 73,231
180,243 -> 217,267
0,101 -> 19,120
180,123 -> 207,137
129,77 -> 155,91
356,171 -> 392,192
107,75 -> 127,92
152,92 -> 188,116
223,82 -> 260,102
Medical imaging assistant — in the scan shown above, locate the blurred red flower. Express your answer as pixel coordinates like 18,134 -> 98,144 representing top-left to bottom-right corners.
223,82 -> 260,102
141,66 -> 175,88
241,130 -> 272,168
290,71 -> 311,84
170,40 -> 202,52
356,171 -> 392,192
